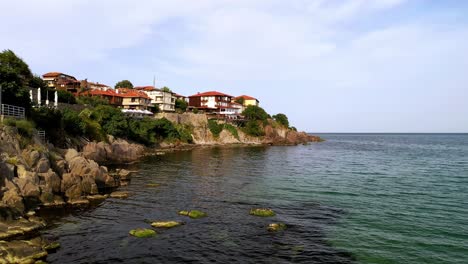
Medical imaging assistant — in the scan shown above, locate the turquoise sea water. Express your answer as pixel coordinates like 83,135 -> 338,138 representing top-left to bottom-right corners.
42,134 -> 468,263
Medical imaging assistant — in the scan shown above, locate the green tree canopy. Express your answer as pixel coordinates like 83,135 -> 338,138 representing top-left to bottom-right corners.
161,86 -> 171,92
0,49 -> 33,112
175,99 -> 187,112
115,80 -> 133,89
242,105 -> 269,121
272,113 -> 289,127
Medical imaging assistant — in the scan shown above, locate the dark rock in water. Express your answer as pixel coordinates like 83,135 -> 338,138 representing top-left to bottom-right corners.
267,223 -> 287,232
118,169 -> 133,181
145,183 -> 160,188
178,210 -> 207,219
43,241 -> 61,252
151,221 -> 182,228
250,208 -> 276,217
129,228 -> 156,238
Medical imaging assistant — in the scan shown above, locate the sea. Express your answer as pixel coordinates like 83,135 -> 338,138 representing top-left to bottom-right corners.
40,134 -> 468,263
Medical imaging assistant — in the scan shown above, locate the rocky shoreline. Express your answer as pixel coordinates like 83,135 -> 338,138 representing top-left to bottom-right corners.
0,114 -> 322,263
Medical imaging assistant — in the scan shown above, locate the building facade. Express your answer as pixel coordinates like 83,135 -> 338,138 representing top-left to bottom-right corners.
135,86 -> 176,112
42,72 -> 81,94
189,91 -> 238,115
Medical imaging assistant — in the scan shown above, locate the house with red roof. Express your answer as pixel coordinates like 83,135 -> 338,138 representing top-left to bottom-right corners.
42,72 -> 81,94
82,89 -> 123,106
189,91 -> 241,116
233,95 -> 259,108
117,89 -> 152,111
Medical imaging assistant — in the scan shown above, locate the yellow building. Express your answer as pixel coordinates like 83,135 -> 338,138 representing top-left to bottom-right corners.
234,95 -> 259,108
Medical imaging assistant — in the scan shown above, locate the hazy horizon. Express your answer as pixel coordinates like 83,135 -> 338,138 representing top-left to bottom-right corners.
1,0 -> 467,133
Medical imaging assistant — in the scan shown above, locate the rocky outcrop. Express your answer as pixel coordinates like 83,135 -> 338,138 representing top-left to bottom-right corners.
82,137 -> 145,164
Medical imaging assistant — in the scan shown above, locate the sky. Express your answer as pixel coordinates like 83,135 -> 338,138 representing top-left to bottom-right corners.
1,0 -> 467,132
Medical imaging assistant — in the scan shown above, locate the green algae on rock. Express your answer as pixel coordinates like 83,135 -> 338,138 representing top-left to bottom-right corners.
178,210 -> 207,219
151,221 -> 182,228
43,241 -> 61,252
145,183 -> 161,188
267,223 -> 286,232
129,228 -> 157,238
250,208 -> 275,217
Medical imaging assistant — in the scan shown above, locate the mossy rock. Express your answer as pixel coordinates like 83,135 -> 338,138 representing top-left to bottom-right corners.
178,210 -> 207,219
151,221 -> 182,228
250,208 -> 275,217
146,183 -> 161,188
267,223 -> 286,232
43,241 -> 61,251
129,228 -> 157,238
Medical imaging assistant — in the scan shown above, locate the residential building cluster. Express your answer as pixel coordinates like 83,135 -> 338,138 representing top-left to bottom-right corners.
41,71 -> 260,118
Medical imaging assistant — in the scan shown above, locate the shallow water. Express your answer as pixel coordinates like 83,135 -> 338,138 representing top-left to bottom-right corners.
41,134 -> 468,263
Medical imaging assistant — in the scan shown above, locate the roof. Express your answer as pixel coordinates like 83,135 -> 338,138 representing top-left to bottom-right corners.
134,86 -> 158,91
87,89 -> 122,97
174,93 -> 186,98
189,91 -> 233,98
42,72 -> 62,78
234,95 -> 258,101
88,82 -> 110,88
120,90 -> 151,99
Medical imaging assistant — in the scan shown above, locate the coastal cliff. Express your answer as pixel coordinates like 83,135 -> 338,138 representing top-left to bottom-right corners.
156,113 -> 322,146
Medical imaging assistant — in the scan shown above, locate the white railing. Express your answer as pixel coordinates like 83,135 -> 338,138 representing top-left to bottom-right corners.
1,104 -> 25,119
37,130 -> 46,143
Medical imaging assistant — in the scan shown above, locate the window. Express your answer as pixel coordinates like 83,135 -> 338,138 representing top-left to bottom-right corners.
131,98 -> 136,102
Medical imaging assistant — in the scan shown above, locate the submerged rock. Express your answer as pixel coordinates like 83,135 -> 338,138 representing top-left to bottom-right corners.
145,183 -> 160,188
151,221 -> 182,228
43,241 -> 60,252
267,223 -> 287,232
0,217 -> 47,240
0,237 -> 48,263
250,208 -> 276,217
86,194 -> 109,201
110,191 -> 130,199
129,228 -> 156,238
178,210 -> 207,219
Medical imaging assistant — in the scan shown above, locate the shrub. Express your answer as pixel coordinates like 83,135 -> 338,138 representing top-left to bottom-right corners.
79,109 -> 107,141
272,113 -> 289,127
208,119 -> 223,137
57,90 -> 76,104
224,124 -> 239,140
192,108 -> 199,114
243,120 -> 264,137
77,96 -> 109,107
15,119 -> 35,137
175,124 -> 193,143
242,105 -> 269,122
62,108 -> 86,136
175,99 -> 188,112
90,105 -> 128,138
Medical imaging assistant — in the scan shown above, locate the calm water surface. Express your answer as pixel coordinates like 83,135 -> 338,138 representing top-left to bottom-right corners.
41,134 -> 468,263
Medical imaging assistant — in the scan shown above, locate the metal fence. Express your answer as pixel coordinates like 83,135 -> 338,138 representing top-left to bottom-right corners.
1,104 -> 25,119
37,130 -> 46,143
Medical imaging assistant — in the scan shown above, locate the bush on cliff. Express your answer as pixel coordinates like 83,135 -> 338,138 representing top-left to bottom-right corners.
175,99 -> 188,112
272,113 -> 289,128
208,119 -> 223,137
62,108 -> 86,136
90,105 -> 128,138
243,120 -> 265,137
242,105 -> 269,122
57,90 -> 77,104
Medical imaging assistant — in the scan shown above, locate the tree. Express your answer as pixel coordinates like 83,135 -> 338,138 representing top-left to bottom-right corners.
242,105 -> 269,122
272,113 -> 289,127
161,86 -> 171,92
235,97 -> 245,105
0,49 -> 33,112
175,99 -> 187,112
115,80 -> 133,89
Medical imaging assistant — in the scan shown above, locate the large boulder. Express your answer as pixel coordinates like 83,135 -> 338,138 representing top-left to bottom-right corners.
15,178 -> 40,198
83,139 -> 144,164
60,173 -> 82,200
35,158 -> 50,174
38,169 -> 61,193
1,180 -> 24,215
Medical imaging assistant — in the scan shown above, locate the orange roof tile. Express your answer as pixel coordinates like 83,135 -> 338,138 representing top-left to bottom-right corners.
189,91 -> 233,98
234,95 -> 258,101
